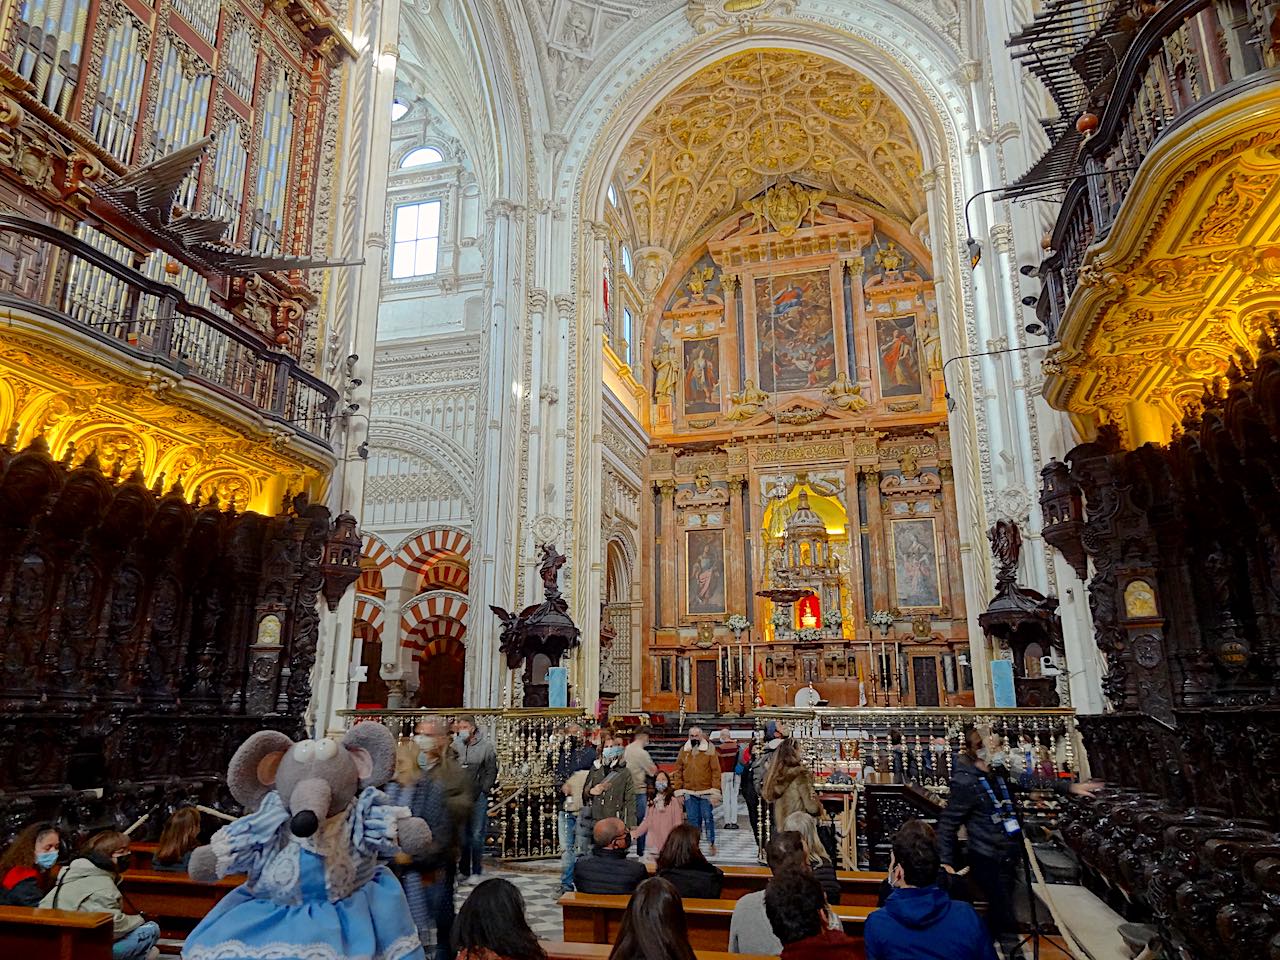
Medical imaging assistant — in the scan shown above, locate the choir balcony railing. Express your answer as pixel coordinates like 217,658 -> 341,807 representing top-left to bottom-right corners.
0,215 -> 336,444
1037,0 -> 1280,339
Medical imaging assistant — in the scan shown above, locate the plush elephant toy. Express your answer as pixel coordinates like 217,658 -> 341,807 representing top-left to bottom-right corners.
183,722 -> 431,960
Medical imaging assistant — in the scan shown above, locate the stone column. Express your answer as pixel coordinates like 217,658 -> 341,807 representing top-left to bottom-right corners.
523,287 -> 551,600
314,0 -> 400,736
862,465 -> 889,610
467,198 -> 526,707
656,479 -> 677,627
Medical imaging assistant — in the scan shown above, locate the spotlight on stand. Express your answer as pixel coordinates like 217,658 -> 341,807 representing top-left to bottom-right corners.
1021,294 -> 1038,307
966,238 -> 982,269
1025,323 -> 1045,336
1019,264 -> 1040,277
357,440 -> 369,460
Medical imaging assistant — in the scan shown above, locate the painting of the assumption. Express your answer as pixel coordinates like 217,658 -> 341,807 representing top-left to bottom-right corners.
686,529 -> 726,616
754,269 -> 837,392
683,338 -> 721,415
893,518 -> 942,608
877,315 -> 922,396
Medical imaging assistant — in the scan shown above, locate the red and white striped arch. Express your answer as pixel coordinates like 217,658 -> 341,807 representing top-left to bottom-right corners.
399,591 -> 470,644
353,596 -> 385,638
412,635 -> 466,661
395,527 -> 472,573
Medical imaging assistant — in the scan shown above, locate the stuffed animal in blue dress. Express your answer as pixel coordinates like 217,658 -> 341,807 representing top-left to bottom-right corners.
183,722 -> 432,960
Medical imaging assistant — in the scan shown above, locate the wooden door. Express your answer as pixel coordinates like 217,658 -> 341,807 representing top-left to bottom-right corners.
912,656 -> 940,707
695,659 -> 718,713
418,654 -> 465,707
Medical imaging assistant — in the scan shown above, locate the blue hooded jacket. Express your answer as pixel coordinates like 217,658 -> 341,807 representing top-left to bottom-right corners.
864,885 -> 998,960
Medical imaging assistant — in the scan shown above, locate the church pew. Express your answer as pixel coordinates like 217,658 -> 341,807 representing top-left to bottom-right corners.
559,892 -> 873,951
644,862 -> 887,904
542,940 -> 817,960
119,869 -> 244,939
128,841 -> 159,870
0,906 -> 113,960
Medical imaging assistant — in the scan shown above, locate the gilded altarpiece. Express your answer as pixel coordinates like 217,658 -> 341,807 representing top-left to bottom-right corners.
641,189 -> 970,712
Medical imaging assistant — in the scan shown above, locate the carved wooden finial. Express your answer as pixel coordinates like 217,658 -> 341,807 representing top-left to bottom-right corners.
60,440 -> 76,466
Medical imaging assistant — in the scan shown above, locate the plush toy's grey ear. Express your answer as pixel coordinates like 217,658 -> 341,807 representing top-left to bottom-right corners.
227,730 -> 295,810
341,721 -> 396,787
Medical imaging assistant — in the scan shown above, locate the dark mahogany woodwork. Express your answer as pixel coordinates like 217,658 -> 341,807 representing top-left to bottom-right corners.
0,433 -> 355,843
1041,326 -> 1280,958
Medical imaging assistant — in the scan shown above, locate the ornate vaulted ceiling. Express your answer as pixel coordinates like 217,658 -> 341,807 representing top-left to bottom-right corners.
616,50 -> 926,256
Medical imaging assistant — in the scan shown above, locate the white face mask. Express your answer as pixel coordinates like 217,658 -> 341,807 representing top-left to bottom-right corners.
976,747 -> 989,762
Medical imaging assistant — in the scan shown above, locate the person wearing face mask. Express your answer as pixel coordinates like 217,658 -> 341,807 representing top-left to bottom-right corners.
453,714 -> 499,882
573,817 -> 648,895
865,820 -> 996,960
407,717 -> 474,960
40,830 -> 160,960
622,728 -> 657,855
631,770 -> 685,861
576,736 -> 637,856
937,727 -> 1100,960
672,726 -> 721,856
0,821 -> 61,906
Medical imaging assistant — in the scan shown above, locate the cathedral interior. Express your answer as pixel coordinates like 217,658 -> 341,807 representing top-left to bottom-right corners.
0,0 -> 1278,957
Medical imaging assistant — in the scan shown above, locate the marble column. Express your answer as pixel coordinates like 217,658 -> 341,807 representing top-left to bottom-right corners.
314,0 -> 400,736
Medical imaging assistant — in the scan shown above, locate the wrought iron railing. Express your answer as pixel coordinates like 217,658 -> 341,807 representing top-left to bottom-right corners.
750,706 -> 1082,868
1037,0 -> 1280,338
0,215 -> 335,444
337,707 -> 588,861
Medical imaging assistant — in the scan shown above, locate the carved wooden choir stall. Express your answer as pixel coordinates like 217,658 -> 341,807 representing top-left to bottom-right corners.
1040,328 -> 1280,960
0,433 -> 362,838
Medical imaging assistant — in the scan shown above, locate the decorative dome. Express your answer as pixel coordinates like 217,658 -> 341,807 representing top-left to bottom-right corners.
784,490 -> 828,543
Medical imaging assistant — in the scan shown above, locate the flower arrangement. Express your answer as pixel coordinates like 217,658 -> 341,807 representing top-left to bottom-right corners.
825,608 -> 844,629
726,614 -> 750,633
770,609 -> 791,629
796,627 -> 823,643
870,609 -> 895,634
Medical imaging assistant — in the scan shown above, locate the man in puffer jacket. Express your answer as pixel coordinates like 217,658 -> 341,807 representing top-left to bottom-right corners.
672,725 -> 722,854
865,820 -> 996,960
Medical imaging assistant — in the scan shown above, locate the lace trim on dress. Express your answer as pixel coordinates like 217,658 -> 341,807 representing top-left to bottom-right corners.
184,932 -> 424,960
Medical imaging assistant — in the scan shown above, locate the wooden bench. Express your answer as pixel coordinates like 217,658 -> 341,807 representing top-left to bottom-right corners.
543,940 -> 790,960
0,906 -> 113,960
119,869 -> 244,939
560,892 -> 873,951
643,863 -> 886,905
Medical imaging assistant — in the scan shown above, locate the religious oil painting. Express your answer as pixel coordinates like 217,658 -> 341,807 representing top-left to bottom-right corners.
892,517 -> 942,608
754,268 -> 837,393
683,337 -> 722,415
876,315 -> 922,396
686,528 -> 727,616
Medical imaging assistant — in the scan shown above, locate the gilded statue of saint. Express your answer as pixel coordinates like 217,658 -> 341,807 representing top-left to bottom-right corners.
652,341 -> 679,402
726,379 -> 769,420
824,372 -> 870,411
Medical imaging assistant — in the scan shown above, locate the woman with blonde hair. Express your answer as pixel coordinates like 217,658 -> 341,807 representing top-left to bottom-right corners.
782,812 -> 841,905
385,737 -> 430,948
763,737 -> 820,827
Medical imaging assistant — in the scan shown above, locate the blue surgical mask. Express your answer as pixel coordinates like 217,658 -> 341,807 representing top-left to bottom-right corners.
605,746 -> 622,761
655,779 -> 669,792
417,753 -> 428,770
35,850 -> 58,869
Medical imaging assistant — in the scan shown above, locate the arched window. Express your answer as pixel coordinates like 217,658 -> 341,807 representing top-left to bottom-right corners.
391,99 -> 410,122
400,146 -> 444,168
621,244 -> 633,276
621,308 -> 633,366
607,183 -> 618,206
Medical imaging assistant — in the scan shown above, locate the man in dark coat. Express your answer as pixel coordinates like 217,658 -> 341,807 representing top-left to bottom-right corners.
573,818 -> 647,895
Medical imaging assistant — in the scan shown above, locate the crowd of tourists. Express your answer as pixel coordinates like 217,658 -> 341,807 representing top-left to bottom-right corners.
0,716 -> 1089,960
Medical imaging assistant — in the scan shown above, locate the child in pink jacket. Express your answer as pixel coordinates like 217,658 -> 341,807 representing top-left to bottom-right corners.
632,772 -> 685,861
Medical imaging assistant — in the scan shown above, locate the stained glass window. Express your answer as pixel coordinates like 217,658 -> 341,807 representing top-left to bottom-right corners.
252,69 -> 295,254
90,12 -> 147,163
400,146 -> 444,168
209,121 -> 248,241
621,307 -> 633,366
13,0 -> 91,118
391,201 -> 441,279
